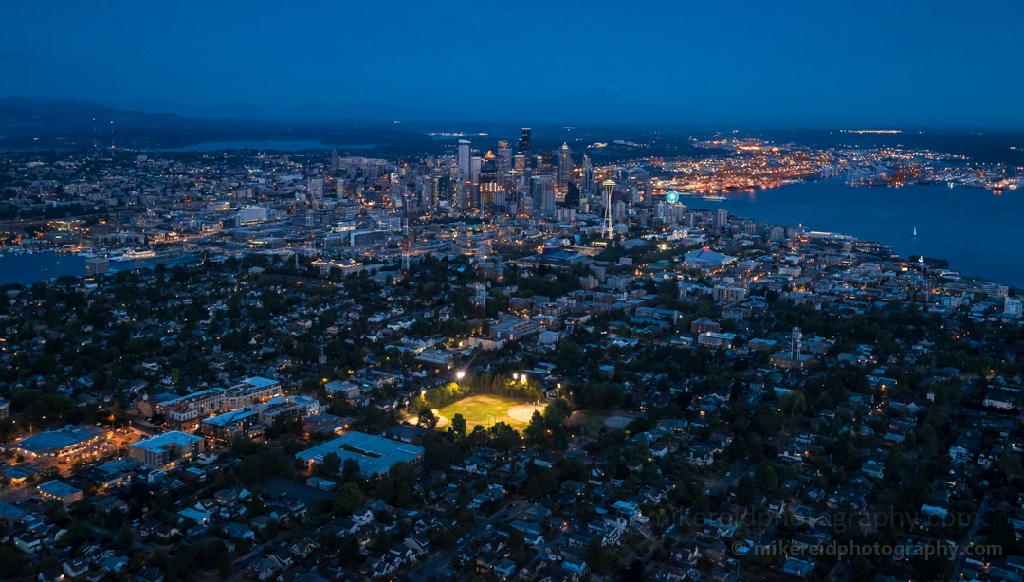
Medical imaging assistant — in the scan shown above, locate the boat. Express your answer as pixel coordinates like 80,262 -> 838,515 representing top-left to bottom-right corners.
913,227 -> 917,237
702,194 -> 727,201
119,249 -> 157,261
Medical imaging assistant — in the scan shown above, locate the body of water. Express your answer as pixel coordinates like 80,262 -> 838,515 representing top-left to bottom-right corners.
693,178 -> 1024,287
0,252 -> 86,285
0,252 -> 198,285
160,140 -> 378,152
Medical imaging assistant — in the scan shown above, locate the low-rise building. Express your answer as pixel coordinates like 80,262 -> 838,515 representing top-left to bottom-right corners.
129,431 -> 206,466
13,425 -> 105,459
296,431 -> 424,476
38,481 -> 84,505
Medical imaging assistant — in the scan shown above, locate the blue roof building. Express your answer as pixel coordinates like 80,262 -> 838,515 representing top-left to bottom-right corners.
296,431 -> 423,477
129,431 -> 206,467
15,425 -> 104,458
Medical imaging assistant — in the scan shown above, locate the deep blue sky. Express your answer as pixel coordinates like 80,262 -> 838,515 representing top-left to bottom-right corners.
2,1 -> 1022,128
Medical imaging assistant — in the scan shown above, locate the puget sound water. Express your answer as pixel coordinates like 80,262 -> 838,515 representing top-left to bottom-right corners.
698,178 -> 1024,287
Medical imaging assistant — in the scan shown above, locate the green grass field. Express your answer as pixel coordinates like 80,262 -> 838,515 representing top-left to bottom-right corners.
435,394 -> 537,430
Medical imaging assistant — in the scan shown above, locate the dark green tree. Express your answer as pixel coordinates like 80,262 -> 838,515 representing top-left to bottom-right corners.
586,538 -> 609,574
321,452 -> 341,475
524,477 -> 542,500
217,551 -> 232,579
342,458 -> 361,482
451,413 -> 467,438
418,408 -> 438,429
116,526 -> 134,553
334,482 -> 365,515
508,528 -> 526,557
396,482 -> 414,510
376,477 -> 395,505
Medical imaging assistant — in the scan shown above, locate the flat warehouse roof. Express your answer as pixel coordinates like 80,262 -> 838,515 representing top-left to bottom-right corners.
38,480 -> 83,497
296,431 -> 423,476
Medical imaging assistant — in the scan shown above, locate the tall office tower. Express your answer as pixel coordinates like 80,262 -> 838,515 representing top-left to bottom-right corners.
581,154 -> 594,194
479,162 -> 499,206
514,154 -> 525,174
613,200 -> 627,221
310,178 -> 324,206
458,139 -> 471,181
531,175 -> 556,219
557,143 -> 572,188
714,208 -> 729,229
667,203 -> 686,226
415,176 -> 433,210
643,181 -> 652,206
507,171 -> 524,210
436,174 -> 453,207
470,156 -> 482,184
519,193 -> 533,217
331,149 -> 340,171
602,179 -> 616,239
518,128 -> 531,170
429,167 -> 442,207
529,175 -> 543,217
539,150 -> 554,171
496,140 -> 512,178
564,181 -> 580,208
454,180 -> 468,209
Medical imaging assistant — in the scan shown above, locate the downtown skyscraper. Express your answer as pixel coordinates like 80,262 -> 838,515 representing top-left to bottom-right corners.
458,139 -> 471,181
557,142 -> 572,188
581,154 -> 594,194
518,128 -> 531,171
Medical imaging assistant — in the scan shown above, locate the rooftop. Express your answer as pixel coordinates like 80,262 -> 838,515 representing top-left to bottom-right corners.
131,430 -> 205,454
38,480 -> 84,498
230,376 -> 279,390
295,431 -> 424,476
16,425 -> 104,455
203,408 -> 259,427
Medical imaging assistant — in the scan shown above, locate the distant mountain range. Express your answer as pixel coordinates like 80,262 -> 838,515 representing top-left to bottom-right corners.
0,98 -> 209,137
0,99 -> 442,153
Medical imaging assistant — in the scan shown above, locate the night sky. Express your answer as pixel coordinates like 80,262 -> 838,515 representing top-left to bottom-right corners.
2,1 -> 1022,128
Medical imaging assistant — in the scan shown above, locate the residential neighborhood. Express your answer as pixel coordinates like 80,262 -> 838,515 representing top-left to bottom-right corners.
1,145 -> 1023,582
